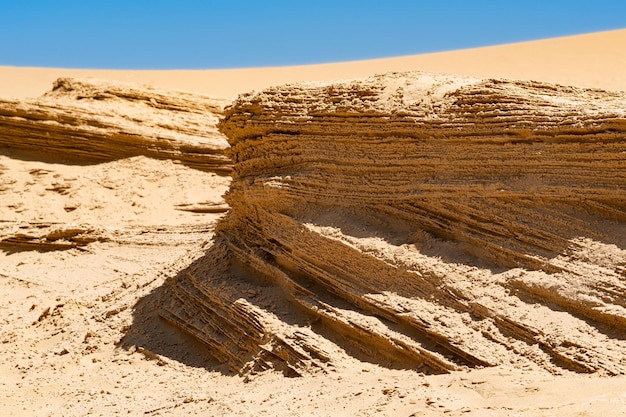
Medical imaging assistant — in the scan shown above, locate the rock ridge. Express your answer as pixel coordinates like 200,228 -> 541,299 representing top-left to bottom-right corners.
161,71 -> 626,376
0,78 -> 232,173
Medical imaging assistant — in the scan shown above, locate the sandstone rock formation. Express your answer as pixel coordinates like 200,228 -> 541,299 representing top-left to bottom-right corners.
0,78 -> 231,173
163,72 -> 626,376
0,78 -> 231,255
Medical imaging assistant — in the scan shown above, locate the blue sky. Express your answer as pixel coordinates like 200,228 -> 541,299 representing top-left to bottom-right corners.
1,1 -> 624,69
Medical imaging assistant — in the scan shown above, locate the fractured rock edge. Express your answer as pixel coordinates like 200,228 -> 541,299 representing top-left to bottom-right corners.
162,71 -> 626,377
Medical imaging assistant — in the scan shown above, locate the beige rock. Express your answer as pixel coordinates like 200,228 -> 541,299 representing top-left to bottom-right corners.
0,78 -> 232,173
163,71 -> 626,376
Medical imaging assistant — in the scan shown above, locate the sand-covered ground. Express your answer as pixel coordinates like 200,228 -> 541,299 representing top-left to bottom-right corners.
1,29 -> 626,416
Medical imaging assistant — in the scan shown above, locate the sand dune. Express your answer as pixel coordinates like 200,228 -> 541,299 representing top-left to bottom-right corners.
1,29 -> 626,416
1,28 -> 626,100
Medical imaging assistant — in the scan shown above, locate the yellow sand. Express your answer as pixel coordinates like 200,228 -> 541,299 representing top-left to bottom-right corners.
0,28 -> 625,100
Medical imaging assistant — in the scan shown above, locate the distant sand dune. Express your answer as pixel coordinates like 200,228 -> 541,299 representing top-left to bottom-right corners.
0,29 -> 625,99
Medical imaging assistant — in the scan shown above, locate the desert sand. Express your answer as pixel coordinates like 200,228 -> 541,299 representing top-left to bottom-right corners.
1,28 -> 626,100
1,29 -> 626,416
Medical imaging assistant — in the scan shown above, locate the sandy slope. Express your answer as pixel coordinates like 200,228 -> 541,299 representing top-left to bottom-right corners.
1,29 -> 626,416
0,29 -> 626,100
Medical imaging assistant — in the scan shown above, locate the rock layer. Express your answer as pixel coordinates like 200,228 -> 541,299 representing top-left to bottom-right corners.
171,72 -> 626,376
0,78 -> 231,173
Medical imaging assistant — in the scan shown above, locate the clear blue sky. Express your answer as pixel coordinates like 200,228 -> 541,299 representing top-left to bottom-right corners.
1,1 -> 624,69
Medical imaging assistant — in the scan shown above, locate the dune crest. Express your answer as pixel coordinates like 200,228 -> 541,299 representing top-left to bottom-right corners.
1,29 -> 626,100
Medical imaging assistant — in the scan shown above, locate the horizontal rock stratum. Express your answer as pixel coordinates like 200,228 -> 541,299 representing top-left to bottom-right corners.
162,72 -> 626,377
0,78 -> 231,173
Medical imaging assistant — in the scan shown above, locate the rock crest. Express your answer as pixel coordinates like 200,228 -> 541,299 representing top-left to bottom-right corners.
164,72 -> 626,376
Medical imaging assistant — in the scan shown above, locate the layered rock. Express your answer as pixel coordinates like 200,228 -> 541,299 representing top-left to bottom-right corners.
162,72 -> 626,376
0,78 -> 231,173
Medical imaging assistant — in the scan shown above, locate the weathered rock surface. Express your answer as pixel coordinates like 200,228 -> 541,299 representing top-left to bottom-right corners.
163,72 -> 626,376
0,78 -> 231,173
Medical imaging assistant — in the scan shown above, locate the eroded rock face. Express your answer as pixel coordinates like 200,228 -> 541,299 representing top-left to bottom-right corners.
163,72 -> 626,376
0,78 -> 232,173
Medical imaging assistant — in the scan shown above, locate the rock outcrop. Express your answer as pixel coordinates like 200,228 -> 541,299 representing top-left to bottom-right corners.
163,72 -> 626,376
0,78 -> 231,173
